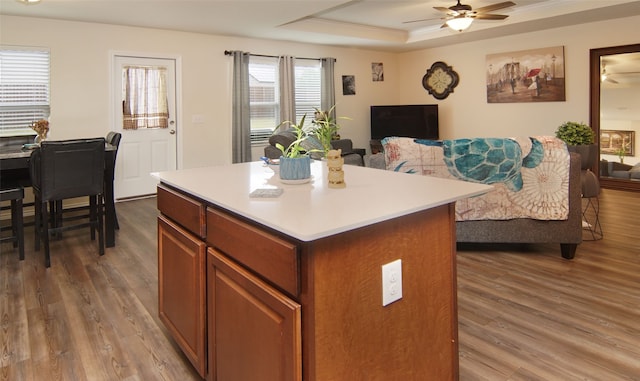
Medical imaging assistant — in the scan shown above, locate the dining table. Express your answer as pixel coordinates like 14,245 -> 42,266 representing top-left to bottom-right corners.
0,142 -> 118,248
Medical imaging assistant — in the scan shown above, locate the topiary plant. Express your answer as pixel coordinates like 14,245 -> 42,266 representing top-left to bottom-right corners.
555,121 -> 595,145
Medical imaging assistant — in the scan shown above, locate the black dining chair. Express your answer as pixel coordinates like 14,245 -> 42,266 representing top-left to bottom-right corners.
105,131 -> 122,229
0,184 -> 25,260
30,138 -> 106,267
58,131 -> 122,232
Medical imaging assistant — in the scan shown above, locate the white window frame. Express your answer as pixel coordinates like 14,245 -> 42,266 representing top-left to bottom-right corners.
248,56 -> 321,144
0,46 -> 51,137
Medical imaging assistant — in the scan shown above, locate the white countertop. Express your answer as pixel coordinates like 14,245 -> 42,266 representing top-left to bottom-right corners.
154,161 -> 491,242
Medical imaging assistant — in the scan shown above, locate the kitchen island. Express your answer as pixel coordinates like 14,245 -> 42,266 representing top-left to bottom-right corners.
154,160 -> 490,381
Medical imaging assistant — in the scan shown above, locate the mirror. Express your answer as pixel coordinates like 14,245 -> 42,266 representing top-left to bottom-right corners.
590,44 -> 640,192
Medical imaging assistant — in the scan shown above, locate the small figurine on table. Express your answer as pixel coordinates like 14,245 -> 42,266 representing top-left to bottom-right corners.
326,149 -> 346,188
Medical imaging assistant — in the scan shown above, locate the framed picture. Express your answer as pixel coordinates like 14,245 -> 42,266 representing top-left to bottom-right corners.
342,75 -> 356,95
372,62 -> 384,82
600,130 -> 635,156
486,46 -> 565,103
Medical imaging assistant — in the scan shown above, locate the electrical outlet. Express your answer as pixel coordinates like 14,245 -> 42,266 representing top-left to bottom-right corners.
382,259 -> 402,306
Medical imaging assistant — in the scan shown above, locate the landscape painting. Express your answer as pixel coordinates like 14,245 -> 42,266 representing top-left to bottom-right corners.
601,130 -> 635,156
486,46 -> 565,103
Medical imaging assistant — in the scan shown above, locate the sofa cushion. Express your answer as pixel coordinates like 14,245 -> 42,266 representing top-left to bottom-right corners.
630,162 -> 640,172
268,129 -> 296,149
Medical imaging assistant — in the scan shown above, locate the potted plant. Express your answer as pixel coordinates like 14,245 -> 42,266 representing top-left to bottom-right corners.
275,114 -> 315,182
555,121 -> 596,170
615,144 -> 629,164
311,105 -> 350,157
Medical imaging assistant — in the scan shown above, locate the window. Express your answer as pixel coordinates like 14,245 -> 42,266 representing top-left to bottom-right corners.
248,56 -> 321,144
249,56 -> 279,142
294,59 -> 321,126
122,65 -> 169,130
0,47 -> 50,136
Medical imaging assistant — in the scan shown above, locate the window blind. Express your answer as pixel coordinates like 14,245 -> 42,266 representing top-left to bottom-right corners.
0,47 -> 51,135
248,56 -> 321,144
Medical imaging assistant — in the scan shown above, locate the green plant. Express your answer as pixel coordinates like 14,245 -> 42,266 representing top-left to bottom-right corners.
311,105 -> 350,155
555,121 -> 595,145
275,114 -> 315,158
615,144 -> 629,163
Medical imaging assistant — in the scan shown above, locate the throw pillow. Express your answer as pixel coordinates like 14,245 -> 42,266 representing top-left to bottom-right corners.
268,129 -> 296,149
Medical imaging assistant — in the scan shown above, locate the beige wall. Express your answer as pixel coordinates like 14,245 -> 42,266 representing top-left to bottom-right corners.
0,15 -> 399,168
1,14 -> 639,168
397,15 -> 640,143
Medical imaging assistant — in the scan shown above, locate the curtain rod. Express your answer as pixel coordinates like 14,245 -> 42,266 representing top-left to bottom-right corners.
224,50 -> 334,62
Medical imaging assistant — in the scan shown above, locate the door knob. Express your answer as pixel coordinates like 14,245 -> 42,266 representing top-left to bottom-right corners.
170,130 -> 176,135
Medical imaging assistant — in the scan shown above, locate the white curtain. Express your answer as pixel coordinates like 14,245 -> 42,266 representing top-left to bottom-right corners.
278,55 -> 296,131
122,66 -> 169,130
230,51 -> 252,163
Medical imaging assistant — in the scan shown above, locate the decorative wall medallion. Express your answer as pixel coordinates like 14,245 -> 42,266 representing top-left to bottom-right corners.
422,61 -> 459,100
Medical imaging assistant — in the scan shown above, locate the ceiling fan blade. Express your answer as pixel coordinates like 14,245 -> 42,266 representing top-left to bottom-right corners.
474,13 -> 509,20
403,17 -> 442,24
434,6 -> 451,12
474,1 -> 516,14
606,77 -> 619,84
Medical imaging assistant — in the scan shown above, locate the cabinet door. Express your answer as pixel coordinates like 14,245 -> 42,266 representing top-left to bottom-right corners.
207,248 -> 302,381
158,216 -> 207,377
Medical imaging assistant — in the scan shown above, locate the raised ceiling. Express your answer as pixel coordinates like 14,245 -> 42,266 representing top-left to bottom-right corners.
2,0 -> 640,52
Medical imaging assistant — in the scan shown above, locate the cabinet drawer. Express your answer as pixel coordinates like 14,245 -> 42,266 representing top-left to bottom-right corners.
157,184 -> 206,238
207,208 -> 299,298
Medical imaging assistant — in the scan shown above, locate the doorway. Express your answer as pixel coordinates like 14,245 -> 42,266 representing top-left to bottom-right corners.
113,55 -> 178,199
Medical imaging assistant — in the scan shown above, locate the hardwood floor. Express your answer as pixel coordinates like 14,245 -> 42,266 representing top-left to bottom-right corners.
0,197 -> 200,381
1,189 -> 639,380
457,189 -> 640,381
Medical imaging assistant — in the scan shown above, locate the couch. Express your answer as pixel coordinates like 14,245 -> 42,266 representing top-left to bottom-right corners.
264,129 -> 365,166
600,159 -> 640,180
368,136 -> 582,259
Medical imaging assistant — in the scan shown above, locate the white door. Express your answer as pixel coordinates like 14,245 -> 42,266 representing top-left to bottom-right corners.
113,55 -> 177,199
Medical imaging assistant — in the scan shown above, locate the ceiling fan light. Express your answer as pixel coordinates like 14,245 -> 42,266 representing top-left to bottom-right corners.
446,16 -> 473,31
16,0 -> 42,4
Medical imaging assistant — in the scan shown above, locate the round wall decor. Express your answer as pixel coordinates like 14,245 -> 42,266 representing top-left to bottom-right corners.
422,61 -> 459,100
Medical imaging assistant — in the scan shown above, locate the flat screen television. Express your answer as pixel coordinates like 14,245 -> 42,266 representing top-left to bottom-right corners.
370,104 -> 439,141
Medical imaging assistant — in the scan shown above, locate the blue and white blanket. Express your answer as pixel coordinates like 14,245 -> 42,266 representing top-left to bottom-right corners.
382,136 -> 570,221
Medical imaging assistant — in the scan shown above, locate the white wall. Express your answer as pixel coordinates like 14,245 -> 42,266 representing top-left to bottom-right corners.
1,14 -> 639,168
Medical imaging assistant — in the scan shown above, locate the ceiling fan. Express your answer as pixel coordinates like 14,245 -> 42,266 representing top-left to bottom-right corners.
601,64 -> 619,84
405,1 -> 516,32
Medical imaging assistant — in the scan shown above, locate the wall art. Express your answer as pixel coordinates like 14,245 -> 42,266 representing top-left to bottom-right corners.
372,62 -> 384,82
601,129 -> 635,156
342,75 -> 356,95
486,46 -> 565,103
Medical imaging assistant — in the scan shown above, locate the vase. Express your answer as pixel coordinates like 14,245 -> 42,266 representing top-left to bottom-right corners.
34,133 -> 47,144
279,156 -> 311,181
567,144 -> 597,170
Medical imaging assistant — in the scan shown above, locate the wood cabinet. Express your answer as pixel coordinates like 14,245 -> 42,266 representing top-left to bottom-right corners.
157,185 -> 207,377
157,181 -> 460,380
207,249 -> 302,381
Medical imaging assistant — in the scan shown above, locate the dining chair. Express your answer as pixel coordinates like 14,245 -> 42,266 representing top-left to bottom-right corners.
0,184 -> 25,260
105,131 -> 122,229
30,138 -> 106,267
57,131 -> 122,231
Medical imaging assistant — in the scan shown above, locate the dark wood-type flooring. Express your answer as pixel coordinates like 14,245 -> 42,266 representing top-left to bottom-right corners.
1,189 -> 639,380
